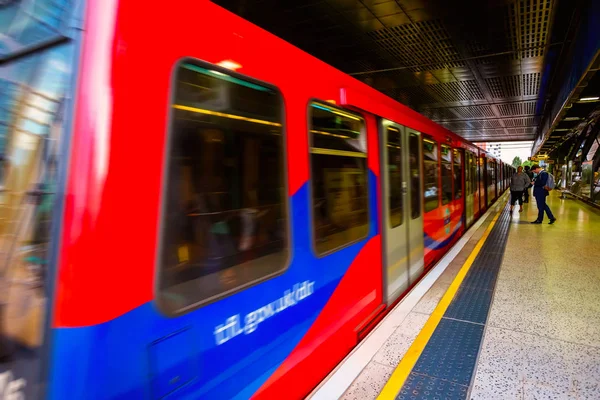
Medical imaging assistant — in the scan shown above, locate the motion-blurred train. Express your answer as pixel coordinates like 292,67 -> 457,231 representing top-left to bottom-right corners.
0,0 -> 513,399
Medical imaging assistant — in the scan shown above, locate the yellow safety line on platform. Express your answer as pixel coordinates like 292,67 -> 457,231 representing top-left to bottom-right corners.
377,202 -> 504,400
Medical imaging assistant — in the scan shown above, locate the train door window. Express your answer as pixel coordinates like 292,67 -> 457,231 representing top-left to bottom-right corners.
409,133 -> 421,219
453,149 -> 463,199
309,102 -> 368,255
423,136 -> 439,212
471,152 -> 477,196
465,152 -> 471,196
387,127 -> 403,228
158,61 -> 289,313
441,144 -> 452,205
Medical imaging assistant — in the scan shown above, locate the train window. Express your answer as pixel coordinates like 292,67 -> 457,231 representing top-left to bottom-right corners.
309,102 -> 368,255
466,152 -> 472,196
465,152 -> 471,196
409,133 -> 421,219
453,149 -> 463,199
423,136 -> 439,212
158,61 -> 289,313
472,154 -> 476,194
387,127 -> 403,228
479,155 -> 485,203
441,145 -> 452,205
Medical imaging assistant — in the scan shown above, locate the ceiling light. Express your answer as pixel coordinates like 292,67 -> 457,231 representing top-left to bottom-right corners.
563,117 -> 581,121
579,97 -> 599,102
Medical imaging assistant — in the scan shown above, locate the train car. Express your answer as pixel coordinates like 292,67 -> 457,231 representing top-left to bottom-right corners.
0,1 -> 510,399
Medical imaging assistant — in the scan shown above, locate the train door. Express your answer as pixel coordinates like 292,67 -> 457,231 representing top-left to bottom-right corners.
465,151 -> 474,227
453,148 -> 465,228
488,159 -> 497,204
479,153 -> 487,210
496,163 -> 501,195
380,120 -> 423,304
486,159 -> 492,206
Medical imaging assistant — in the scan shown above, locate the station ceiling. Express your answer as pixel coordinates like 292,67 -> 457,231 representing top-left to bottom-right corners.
214,0 -> 579,143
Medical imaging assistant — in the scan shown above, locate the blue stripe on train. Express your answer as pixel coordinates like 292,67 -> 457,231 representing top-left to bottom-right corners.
48,172 -> 379,400
424,220 -> 463,250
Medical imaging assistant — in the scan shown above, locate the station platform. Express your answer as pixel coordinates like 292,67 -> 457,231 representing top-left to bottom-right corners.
309,192 -> 600,400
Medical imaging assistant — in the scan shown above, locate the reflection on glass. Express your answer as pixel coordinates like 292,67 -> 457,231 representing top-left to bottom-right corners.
387,127 -> 402,228
0,42 -> 74,398
581,161 -> 593,198
487,159 -> 496,203
0,0 -> 74,58
409,133 -> 421,219
466,152 -> 473,196
471,153 -> 477,198
423,137 -> 439,212
310,102 -> 368,254
159,62 -> 288,313
441,145 -> 452,205
479,156 -> 486,206
453,149 -> 463,199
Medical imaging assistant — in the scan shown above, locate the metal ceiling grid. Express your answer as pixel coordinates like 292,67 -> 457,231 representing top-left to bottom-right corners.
214,0 -> 560,142
539,71 -> 600,156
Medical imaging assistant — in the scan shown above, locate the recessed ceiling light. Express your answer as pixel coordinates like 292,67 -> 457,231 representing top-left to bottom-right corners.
579,97 -> 599,102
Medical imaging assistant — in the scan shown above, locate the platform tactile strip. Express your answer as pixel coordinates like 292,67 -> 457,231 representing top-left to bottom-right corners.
394,202 -> 512,399
397,373 -> 469,400
444,286 -> 493,324
411,319 -> 484,385
461,265 -> 498,290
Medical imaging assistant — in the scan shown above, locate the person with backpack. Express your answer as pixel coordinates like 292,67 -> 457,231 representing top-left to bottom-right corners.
523,165 -> 534,203
530,164 -> 556,224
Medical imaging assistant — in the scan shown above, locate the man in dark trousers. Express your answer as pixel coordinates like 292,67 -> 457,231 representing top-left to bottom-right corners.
531,164 -> 556,224
523,165 -> 534,203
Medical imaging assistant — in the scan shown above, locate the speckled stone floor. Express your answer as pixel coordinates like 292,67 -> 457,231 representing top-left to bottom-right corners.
470,193 -> 600,400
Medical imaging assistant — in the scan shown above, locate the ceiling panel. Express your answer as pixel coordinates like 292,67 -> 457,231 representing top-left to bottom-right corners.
214,0 -> 564,141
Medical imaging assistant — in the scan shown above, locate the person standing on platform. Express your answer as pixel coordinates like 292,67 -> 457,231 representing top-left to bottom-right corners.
530,164 -> 556,224
509,166 -> 531,213
523,165 -> 534,203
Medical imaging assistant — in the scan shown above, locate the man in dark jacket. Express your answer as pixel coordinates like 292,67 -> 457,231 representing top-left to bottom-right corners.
531,164 -> 556,224
523,165 -> 534,203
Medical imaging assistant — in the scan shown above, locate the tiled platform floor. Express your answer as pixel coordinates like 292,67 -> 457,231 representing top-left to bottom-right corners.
471,193 -> 600,399
340,193 -> 600,400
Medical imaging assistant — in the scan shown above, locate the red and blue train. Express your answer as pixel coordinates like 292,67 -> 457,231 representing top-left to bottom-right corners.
0,0 -> 513,399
